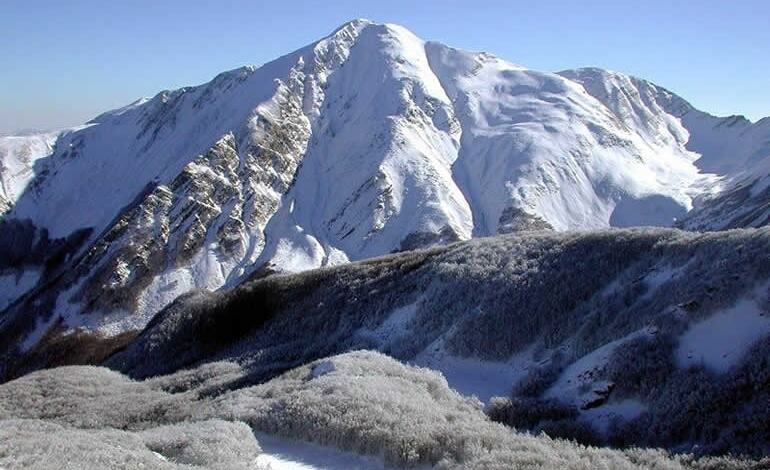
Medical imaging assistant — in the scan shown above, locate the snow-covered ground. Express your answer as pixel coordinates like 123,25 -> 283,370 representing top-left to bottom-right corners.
676,287 -> 770,373
254,433 -> 389,470
0,269 -> 39,311
412,341 -> 537,404
543,332 -> 644,404
580,398 -> 647,435
0,130 -> 62,212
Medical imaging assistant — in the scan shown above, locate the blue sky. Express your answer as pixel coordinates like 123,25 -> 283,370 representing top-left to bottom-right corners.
2,0 -> 768,133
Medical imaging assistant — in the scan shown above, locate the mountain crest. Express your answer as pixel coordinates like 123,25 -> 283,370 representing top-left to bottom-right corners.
0,20 -> 769,358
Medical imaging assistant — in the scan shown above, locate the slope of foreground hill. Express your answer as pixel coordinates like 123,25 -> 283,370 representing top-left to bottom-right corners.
1,351 -> 766,469
3,227 -> 769,464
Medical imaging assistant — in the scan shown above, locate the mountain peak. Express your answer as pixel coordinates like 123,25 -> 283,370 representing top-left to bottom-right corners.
333,18 -> 375,31
2,19 -> 770,361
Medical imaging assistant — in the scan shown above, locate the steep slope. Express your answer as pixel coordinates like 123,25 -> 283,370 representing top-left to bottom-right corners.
0,130 -> 70,310
559,68 -> 770,232
677,116 -> 770,231
1,19 -> 768,358
0,21 -> 368,342
0,130 -> 61,215
427,51 -> 717,234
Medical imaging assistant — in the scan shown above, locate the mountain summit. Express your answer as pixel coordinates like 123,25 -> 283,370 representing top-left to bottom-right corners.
0,20 -> 768,361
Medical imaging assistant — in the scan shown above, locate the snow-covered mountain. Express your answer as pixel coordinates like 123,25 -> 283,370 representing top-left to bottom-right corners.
0,130 -> 62,214
1,19 -> 768,355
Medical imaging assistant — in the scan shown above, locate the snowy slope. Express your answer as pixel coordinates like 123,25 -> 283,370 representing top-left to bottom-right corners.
0,130 -> 62,214
676,116 -> 770,230
1,19 -> 769,352
558,68 -> 770,231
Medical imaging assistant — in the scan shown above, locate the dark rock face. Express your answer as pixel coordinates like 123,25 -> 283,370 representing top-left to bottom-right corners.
0,218 -> 91,275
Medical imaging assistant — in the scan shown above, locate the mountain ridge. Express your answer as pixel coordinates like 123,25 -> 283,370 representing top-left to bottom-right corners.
0,18 -> 768,359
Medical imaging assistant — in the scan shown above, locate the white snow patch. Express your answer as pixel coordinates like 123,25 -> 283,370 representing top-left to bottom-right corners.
639,262 -> 690,299
20,310 -> 59,352
581,399 -> 647,434
413,340 -> 538,404
355,302 -> 418,347
609,194 -> 688,228
19,281 -> 86,350
676,294 -> 770,373
0,130 -> 62,205
269,230 -> 326,273
254,433 -> 388,470
643,264 -> 686,290
310,360 -> 336,379
545,328 -> 653,406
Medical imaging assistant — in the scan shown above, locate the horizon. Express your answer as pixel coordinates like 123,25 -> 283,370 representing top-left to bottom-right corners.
2,0 -> 769,133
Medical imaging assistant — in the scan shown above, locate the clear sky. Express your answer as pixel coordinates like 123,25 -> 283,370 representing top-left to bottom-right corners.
2,0 -> 768,133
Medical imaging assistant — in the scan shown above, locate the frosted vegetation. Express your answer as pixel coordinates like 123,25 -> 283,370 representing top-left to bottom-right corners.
1,351 -> 762,469
95,227 -> 770,459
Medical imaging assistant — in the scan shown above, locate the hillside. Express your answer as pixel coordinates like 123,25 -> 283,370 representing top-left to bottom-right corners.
1,228 -> 761,459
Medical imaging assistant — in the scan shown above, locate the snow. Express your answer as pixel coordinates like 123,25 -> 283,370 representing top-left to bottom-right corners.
254,433 -> 388,469
580,398 -> 647,435
0,269 -> 40,311
545,329 -> 653,407
609,194 -> 688,227
310,360 -> 336,379
413,339 -> 538,404
355,302 -> 419,347
639,262 -> 691,300
643,264 -> 687,290
0,130 -> 62,208
676,291 -> 770,373
356,302 -> 537,404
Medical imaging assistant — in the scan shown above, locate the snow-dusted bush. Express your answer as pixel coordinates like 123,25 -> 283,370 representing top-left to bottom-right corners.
605,333 -> 677,399
511,352 -> 565,397
112,228 -> 770,381
0,419 -> 181,470
606,335 -> 770,457
211,350 -> 755,469
487,396 -> 577,430
0,419 -> 264,469
139,419 -> 262,469
0,365 -> 264,469
1,350 -> 765,468
145,360 -> 247,396
0,365 -> 203,429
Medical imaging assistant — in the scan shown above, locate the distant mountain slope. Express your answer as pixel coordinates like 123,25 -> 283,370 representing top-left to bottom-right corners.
0,130 -> 61,214
0,19 -> 768,358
